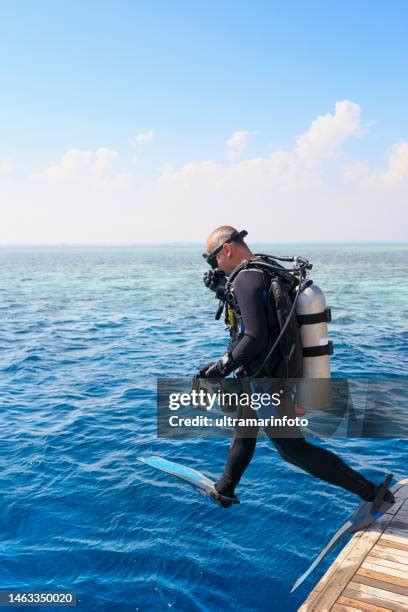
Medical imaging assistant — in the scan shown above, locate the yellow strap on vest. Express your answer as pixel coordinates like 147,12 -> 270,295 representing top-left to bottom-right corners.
227,305 -> 237,329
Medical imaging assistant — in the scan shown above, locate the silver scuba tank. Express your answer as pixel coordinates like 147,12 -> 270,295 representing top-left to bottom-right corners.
295,282 -> 333,410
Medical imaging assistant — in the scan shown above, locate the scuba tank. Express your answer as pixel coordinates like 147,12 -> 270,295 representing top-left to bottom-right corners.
295,281 -> 333,411
296,282 -> 332,378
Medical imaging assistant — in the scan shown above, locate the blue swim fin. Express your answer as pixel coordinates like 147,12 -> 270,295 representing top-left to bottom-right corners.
137,455 -> 240,507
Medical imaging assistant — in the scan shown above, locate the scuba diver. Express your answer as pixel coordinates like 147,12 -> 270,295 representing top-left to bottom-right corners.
196,225 -> 395,513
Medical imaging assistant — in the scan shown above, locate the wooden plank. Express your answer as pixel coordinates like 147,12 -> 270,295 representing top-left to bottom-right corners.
332,603 -> 362,611
385,527 -> 407,537
394,492 -> 408,499
389,514 -> 408,526
374,517 -> 395,532
393,502 -> 408,511
344,582 -> 408,608
395,504 -> 408,513
363,560 -> 408,581
370,552 -> 408,568
366,553 -> 408,572
379,532 -> 408,546
384,510 -> 408,521
393,506 -> 408,517
367,552 -> 408,570
388,520 -> 408,531
373,540 -> 408,554
370,546 -> 408,569
389,510 -> 408,521
386,501 -> 406,515
374,541 -> 408,556
392,499 -> 408,508
369,550 -> 408,565
357,566 -> 408,587
393,493 -> 408,501
338,595 -> 392,611
341,587 -> 405,611
353,574 -> 408,597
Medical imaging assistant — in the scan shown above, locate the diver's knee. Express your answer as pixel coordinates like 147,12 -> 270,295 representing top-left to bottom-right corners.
273,437 -> 307,463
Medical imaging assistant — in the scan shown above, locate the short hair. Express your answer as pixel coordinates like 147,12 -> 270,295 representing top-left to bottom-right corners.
207,225 -> 247,252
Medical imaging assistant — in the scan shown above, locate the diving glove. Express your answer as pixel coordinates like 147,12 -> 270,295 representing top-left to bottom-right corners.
197,362 -> 217,377
203,268 -> 227,300
198,353 -> 234,379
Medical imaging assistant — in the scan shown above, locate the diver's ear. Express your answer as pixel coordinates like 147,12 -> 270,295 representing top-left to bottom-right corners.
223,242 -> 233,258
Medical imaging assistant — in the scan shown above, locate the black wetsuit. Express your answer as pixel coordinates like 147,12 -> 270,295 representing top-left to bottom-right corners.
215,267 -> 376,502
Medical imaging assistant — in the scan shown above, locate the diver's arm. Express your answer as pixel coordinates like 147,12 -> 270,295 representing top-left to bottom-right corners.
228,269 -> 269,369
201,269 -> 269,377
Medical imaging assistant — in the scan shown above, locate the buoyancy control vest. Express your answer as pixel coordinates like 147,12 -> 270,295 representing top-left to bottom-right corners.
225,255 -> 303,378
224,254 -> 332,381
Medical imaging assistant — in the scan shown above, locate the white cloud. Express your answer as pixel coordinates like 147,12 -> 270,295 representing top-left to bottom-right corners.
164,101 -> 363,194
129,130 -> 154,163
130,130 -> 154,149
295,100 -> 361,162
227,130 -> 258,160
344,141 -> 408,186
135,129 -> 154,143
343,162 -> 370,183
150,100 -> 406,241
0,160 -> 13,175
380,142 -> 408,184
30,147 -> 119,185
2,101 -> 407,244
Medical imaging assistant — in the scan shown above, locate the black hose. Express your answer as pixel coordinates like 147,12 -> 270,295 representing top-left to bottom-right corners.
249,267 -> 306,379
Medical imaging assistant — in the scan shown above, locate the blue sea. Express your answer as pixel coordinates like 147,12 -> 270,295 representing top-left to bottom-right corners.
0,245 -> 407,611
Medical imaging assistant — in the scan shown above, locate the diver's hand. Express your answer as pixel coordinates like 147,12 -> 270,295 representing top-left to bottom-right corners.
197,362 -> 217,378
203,269 -> 227,300
199,353 -> 234,378
200,362 -> 223,379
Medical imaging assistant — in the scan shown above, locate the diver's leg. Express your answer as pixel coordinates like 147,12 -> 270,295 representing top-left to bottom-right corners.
262,386 -> 384,501
215,433 -> 258,497
215,403 -> 260,499
270,436 -> 394,502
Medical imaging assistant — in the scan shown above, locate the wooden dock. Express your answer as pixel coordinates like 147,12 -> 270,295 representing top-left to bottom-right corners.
299,478 -> 408,611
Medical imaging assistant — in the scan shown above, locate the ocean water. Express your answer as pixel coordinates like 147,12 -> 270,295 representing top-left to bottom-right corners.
0,244 -> 407,611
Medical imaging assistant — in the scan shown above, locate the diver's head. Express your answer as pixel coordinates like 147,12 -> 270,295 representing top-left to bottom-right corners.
204,226 -> 253,275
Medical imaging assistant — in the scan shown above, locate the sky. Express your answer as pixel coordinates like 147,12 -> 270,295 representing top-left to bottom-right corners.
1,1 -> 408,244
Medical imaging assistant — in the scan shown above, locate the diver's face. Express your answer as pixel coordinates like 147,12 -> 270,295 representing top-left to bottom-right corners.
215,245 -> 233,274
205,241 -> 240,275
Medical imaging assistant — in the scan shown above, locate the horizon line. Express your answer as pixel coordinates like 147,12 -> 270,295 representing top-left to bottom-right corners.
0,240 -> 407,248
